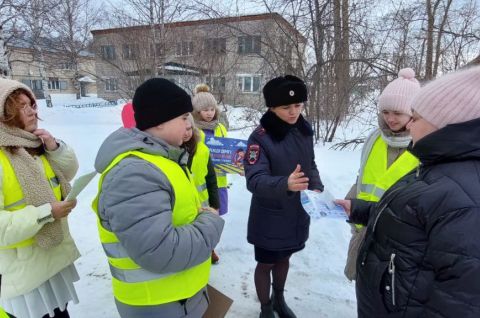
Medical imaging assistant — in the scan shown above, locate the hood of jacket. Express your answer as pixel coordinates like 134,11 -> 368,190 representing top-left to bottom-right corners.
95,127 -> 187,173
411,117 -> 480,166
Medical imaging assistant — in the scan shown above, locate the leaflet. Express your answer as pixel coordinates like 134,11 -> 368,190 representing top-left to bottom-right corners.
65,171 -> 97,201
300,189 -> 347,219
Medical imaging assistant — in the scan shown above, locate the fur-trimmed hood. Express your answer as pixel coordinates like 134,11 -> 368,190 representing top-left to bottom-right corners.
259,110 -> 313,141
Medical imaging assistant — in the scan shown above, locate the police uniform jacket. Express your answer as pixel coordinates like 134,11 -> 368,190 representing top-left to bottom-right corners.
244,111 -> 323,251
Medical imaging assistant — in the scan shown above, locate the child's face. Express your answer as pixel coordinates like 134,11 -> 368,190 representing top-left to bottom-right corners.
183,121 -> 193,142
381,110 -> 411,133
270,103 -> 304,124
199,107 -> 216,122
158,113 -> 189,146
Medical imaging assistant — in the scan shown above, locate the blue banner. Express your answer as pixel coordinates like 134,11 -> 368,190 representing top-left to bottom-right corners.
204,136 -> 248,175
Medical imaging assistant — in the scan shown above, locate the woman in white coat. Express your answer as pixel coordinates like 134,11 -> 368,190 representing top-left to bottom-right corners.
0,79 -> 80,318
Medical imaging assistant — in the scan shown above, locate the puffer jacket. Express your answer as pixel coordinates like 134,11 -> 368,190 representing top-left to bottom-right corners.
94,128 -> 224,317
245,111 -> 323,251
0,141 -> 80,299
350,118 -> 480,317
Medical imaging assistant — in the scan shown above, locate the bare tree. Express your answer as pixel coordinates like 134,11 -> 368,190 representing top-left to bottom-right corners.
12,0 -> 61,101
0,0 -> 32,77
50,0 -> 104,99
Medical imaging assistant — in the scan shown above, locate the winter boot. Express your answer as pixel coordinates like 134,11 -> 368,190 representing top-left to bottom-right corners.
211,250 -> 219,264
272,289 -> 297,318
259,301 -> 275,318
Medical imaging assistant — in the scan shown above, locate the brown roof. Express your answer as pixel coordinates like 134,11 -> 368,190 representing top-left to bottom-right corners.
91,12 -> 306,42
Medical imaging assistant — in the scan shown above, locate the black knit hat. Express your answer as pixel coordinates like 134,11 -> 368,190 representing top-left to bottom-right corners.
133,78 -> 193,130
263,75 -> 308,108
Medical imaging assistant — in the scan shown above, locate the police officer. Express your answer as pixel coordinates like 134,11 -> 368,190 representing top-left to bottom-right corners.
244,75 -> 324,318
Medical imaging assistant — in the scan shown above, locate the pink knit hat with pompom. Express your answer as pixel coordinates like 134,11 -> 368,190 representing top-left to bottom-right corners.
378,68 -> 421,115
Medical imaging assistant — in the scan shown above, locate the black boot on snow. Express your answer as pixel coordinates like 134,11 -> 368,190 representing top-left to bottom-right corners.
272,289 -> 297,318
259,301 -> 275,318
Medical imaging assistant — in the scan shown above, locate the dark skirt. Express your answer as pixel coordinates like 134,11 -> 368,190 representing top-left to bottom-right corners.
254,245 -> 304,264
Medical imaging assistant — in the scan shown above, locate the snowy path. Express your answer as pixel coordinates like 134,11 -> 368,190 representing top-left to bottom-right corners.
37,95 -> 358,317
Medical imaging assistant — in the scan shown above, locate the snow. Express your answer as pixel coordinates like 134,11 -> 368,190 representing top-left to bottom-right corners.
36,94 -> 359,317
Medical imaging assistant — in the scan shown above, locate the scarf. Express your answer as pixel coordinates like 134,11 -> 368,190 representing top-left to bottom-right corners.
195,119 -> 219,131
378,116 -> 412,148
0,122 -> 71,249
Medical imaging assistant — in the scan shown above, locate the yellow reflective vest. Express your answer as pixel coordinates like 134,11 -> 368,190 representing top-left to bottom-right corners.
199,124 -> 228,188
0,149 -> 62,249
92,150 -> 211,306
191,142 -> 210,207
356,135 -> 419,228
0,307 -> 9,318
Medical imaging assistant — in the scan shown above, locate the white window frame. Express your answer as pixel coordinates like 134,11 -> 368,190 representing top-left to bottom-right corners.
48,77 -> 60,90
101,45 -> 116,60
176,41 -> 194,56
238,35 -> 261,54
105,78 -> 118,91
237,74 -> 261,93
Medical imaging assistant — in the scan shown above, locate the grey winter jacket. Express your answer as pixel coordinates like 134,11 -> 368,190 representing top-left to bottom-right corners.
94,128 -> 224,317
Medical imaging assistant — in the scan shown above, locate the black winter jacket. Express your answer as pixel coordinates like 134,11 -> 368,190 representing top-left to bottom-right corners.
350,118 -> 480,317
244,111 -> 323,251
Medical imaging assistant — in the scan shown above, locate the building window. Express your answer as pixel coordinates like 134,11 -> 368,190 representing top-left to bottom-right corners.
105,78 -> 118,91
59,62 -> 75,70
21,79 -> 43,90
237,75 -> 261,93
149,43 -> 164,57
48,78 -> 60,90
204,38 -> 226,54
123,44 -> 139,60
206,76 -> 226,92
101,45 -> 116,60
48,78 -> 68,90
176,41 -> 194,56
238,36 -> 261,54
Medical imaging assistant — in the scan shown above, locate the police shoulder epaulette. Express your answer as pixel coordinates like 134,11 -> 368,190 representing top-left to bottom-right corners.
254,126 -> 266,136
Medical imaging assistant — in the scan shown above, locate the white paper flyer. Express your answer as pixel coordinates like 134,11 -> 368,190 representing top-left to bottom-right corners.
65,171 -> 97,201
300,189 -> 347,219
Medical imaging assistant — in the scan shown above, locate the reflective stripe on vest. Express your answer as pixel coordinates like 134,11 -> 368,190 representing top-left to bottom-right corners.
92,150 -> 211,306
191,142 -> 210,207
0,149 -> 62,249
199,124 -> 228,188
355,136 -> 419,228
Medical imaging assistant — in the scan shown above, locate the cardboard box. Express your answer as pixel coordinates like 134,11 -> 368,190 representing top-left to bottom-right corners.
203,285 -> 233,318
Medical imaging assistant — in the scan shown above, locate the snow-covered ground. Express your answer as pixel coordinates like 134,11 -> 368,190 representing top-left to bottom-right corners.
37,94 -> 360,317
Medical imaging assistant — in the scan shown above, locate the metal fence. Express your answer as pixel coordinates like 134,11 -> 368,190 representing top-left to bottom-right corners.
63,101 -> 118,108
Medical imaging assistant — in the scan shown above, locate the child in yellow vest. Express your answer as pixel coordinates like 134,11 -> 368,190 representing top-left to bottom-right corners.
183,114 -> 219,212
191,84 -> 228,264
191,84 -> 228,216
93,78 -> 224,318
343,68 -> 421,281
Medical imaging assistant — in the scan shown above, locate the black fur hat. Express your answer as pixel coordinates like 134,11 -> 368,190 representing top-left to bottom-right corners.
262,75 -> 308,108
